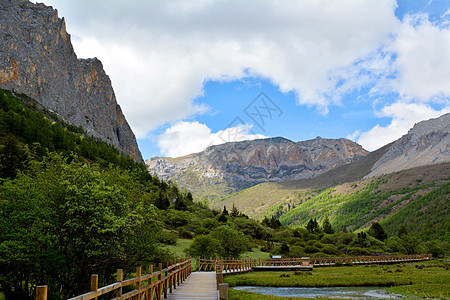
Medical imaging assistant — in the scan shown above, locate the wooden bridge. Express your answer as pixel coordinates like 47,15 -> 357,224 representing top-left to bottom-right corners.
35,254 -> 431,300
199,254 -> 432,272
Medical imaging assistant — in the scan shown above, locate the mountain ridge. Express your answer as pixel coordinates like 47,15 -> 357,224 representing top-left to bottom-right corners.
146,136 -> 369,201
368,113 -> 450,177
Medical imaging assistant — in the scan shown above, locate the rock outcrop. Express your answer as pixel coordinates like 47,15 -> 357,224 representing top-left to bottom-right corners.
146,137 -> 369,201
0,0 -> 142,162
368,113 -> 450,177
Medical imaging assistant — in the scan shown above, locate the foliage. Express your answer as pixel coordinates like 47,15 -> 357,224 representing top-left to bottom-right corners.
185,235 -> 224,258
0,153 -> 167,299
211,225 -> 252,257
322,216 -> 334,234
368,222 -> 387,241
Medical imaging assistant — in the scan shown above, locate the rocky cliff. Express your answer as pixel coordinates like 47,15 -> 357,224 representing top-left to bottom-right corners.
368,113 -> 450,177
146,137 -> 369,201
0,0 -> 142,162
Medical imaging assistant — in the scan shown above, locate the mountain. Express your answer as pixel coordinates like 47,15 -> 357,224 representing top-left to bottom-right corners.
0,0 -> 142,162
146,136 -> 369,201
212,113 -> 450,227
368,113 -> 450,177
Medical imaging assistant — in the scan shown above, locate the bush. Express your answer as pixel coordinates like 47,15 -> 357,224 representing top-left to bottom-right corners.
386,236 -> 407,254
179,228 -> 194,239
194,227 -> 211,235
164,209 -> 190,227
185,235 -> 224,258
305,245 -> 321,254
289,246 -> 306,258
320,235 -> 335,245
210,225 -> 252,257
322,244 -> 340,255
159,230 -> 178,245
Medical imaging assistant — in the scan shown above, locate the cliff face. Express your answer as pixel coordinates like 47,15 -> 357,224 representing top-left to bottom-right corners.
0,0 -> 142,162
368,113 -> 450,177
146,137 -> 369,201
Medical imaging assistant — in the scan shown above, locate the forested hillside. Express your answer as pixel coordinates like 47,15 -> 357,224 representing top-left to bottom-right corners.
0,89 -> 195,299
278,163 -> 450,242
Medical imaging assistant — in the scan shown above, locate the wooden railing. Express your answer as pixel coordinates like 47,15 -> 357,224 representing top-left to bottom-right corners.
309,254 -> 431,266
199,254 -> 432,272
35,258 -> 191,300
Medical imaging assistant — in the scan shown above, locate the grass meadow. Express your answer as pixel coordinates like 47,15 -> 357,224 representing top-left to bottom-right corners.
224,260 -> 450,299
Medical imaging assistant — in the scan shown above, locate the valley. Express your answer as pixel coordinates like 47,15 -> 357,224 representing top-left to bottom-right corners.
0,0 -> 449,299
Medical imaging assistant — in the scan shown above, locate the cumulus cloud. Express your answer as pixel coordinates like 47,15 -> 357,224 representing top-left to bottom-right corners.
158,121 -> 265,157
44,0 -> 398,137
42,0 -> 450,156
389,14 -> 450,101
356,103 -> 450,151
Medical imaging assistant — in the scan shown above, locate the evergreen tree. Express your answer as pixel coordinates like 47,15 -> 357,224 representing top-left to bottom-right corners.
322,216 -> 334,234
222,206 -> 229,215
368,222 -> 387,241
230,203 -> 240,217
306,218 -> 320,233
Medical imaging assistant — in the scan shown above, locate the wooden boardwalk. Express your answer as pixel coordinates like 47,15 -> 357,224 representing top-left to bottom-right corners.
166,271 -> 217,300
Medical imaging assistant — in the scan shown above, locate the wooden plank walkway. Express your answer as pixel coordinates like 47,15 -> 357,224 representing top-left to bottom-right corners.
166,271 -> 217,300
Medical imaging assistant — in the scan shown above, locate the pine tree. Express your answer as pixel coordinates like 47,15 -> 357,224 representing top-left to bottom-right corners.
368,222 -> 387,241
322,216 -> 334,234
230,203 -> 240,217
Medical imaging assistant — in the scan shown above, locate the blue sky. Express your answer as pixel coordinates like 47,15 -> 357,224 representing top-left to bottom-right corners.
43,0 -> 450,159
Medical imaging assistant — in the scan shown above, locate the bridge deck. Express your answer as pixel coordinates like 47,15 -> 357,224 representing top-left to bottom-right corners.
166,271 -> 217,300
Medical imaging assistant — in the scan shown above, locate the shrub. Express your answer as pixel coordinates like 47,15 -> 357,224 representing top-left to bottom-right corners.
289,246 -> 306,258
185,235 -> 224,258
210,225 -> 252,257
305,245 -> 321,254
323,244 -> 339,255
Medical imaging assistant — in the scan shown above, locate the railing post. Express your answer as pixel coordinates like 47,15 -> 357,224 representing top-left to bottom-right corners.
91,274 -> 98,300
163,262 -> 168,298
147,265 -> 153,300
219,283 -> 228,300
135,267 -> 141,300
36,285 -> 47,300
169,260 -> 173,294
117,269 -> 123,297
157,263 -> 162,300
216,260 -> 223,290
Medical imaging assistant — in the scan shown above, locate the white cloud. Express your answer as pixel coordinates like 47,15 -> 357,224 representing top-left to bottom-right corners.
41,0 -> 450,158
357,103 -> 450,151
158,121 -> 265,157
43,0 -> 399,138
389,14 -> 450,101
346,130 -> 361,142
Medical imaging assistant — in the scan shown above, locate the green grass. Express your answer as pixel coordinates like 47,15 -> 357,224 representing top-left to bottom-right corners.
163,238 -> 201,270
228,288 -> 336,300
164,238 -> 193,258
224,260 -> 450,299
241,247 -> 272,259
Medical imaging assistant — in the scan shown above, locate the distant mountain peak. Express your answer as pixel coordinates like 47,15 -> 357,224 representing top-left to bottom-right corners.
368,113 -> 450,177
146,137 -> 368,202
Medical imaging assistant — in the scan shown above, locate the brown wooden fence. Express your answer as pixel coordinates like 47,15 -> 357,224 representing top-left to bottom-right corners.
36,258 -> 191,300
199,254 -> 432,272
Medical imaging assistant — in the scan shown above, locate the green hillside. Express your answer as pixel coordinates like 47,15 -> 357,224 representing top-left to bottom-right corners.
279,163 -> 450,242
